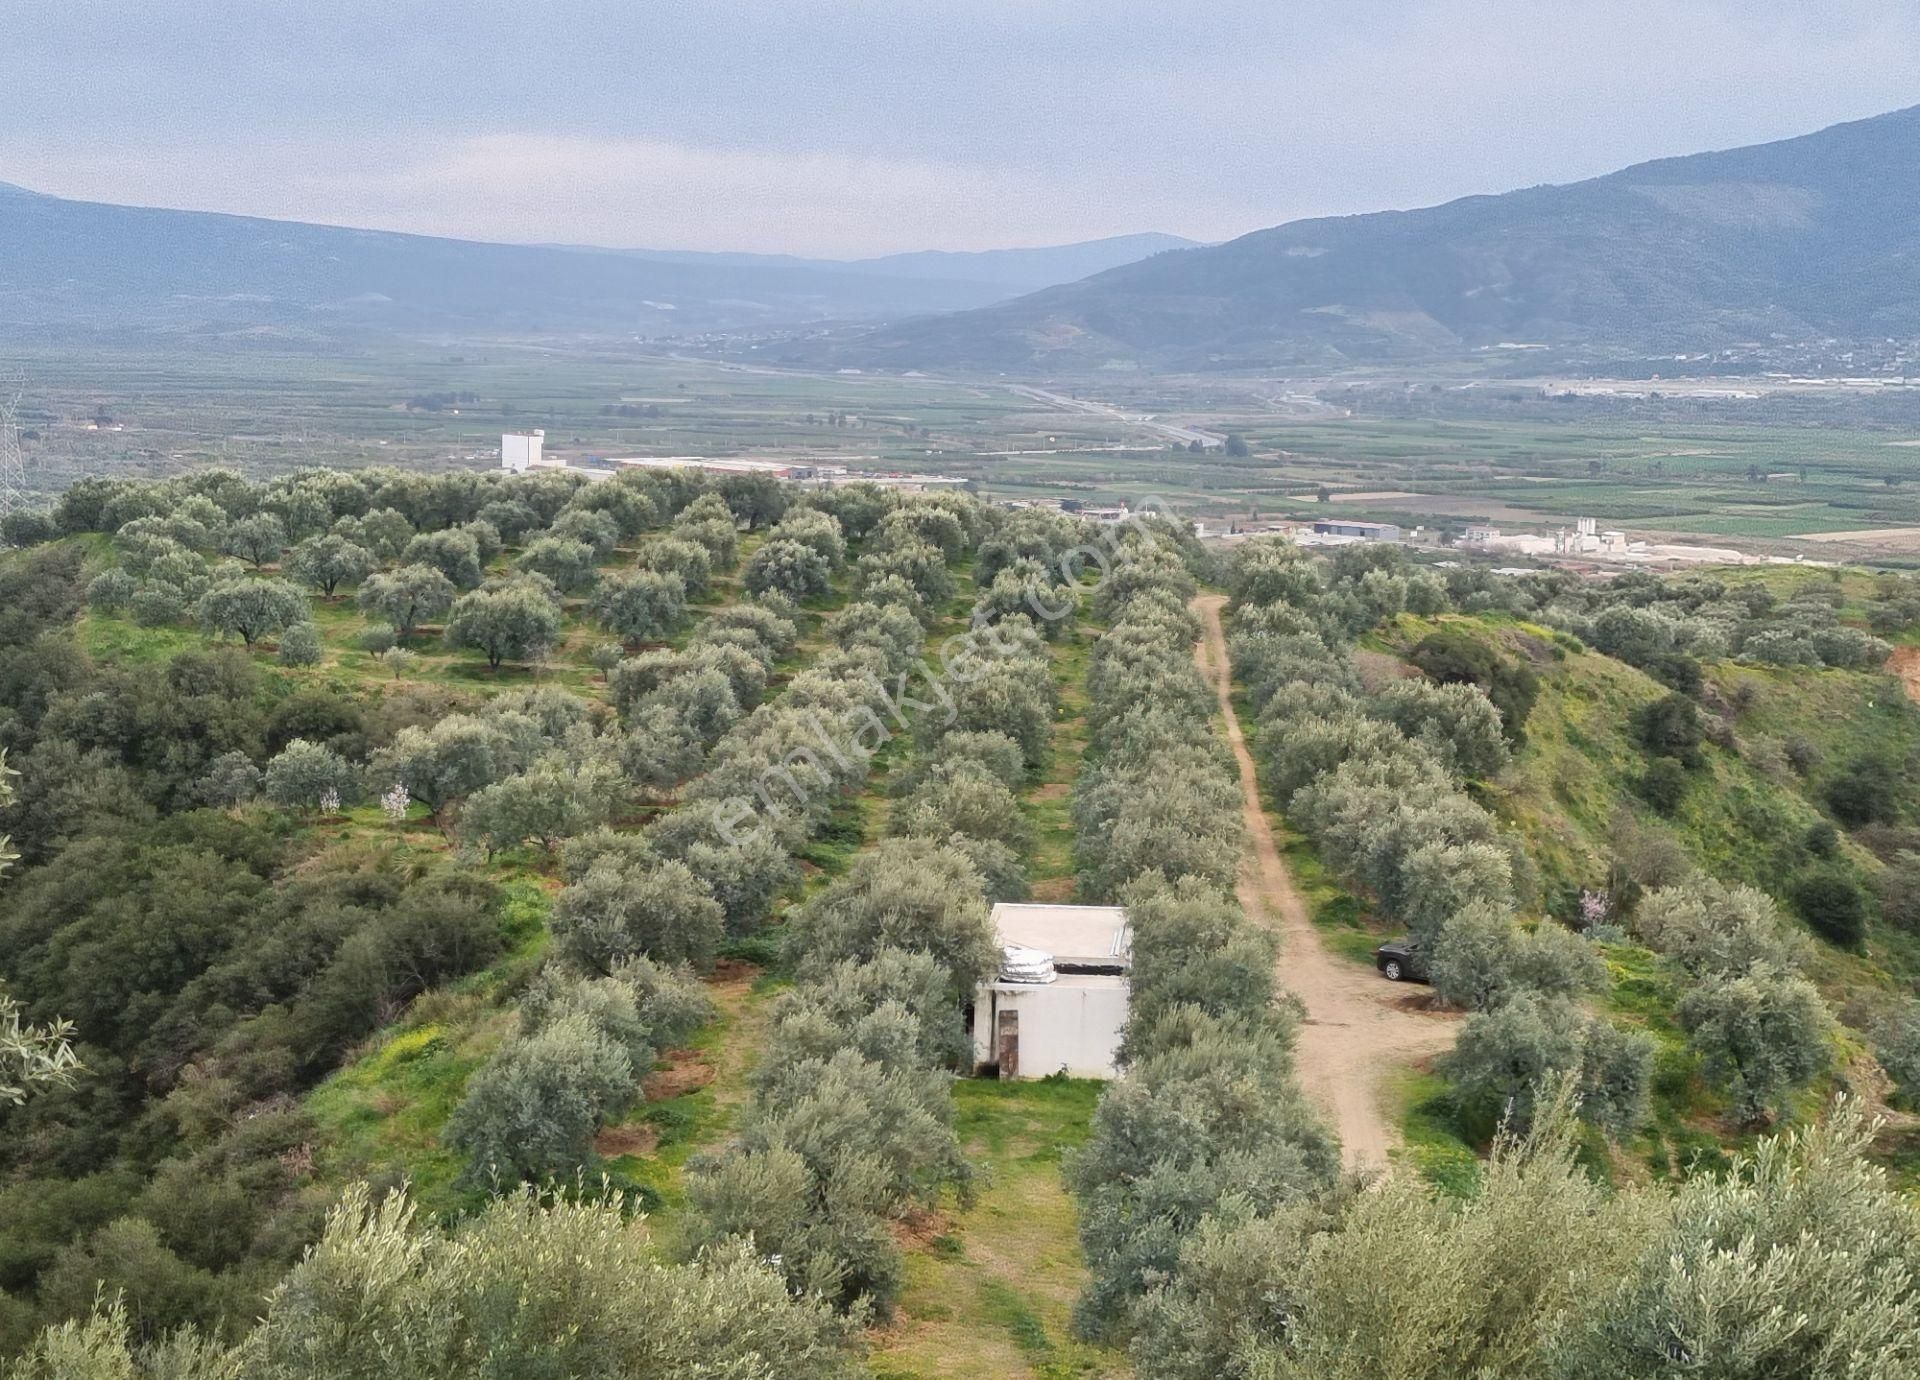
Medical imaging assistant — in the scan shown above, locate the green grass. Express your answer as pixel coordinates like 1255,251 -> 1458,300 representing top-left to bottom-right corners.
37,341 -> 1920,551
1363,611 -> 1920,1167
304,879 -> 553,1213
869,1077 -> 1123,1380
75,610 -> 202,664
1022,617 -> 1094,901
1390,1067 -> 1482,1195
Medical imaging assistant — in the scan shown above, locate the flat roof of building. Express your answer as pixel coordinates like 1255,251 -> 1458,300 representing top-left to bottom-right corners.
984,972 -> 1127,992
990,902 -> 1130,969
600,456 -> 803,474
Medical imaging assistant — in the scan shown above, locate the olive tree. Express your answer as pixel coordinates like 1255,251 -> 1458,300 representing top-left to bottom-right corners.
277,621 -> 324,666
263,737 -> 359,812
743,1048 -> 969,1213
1067,1012 -> 1340,1337
829,599 -> 924,672
594,568 -> 688,642
221,511 -> 288,568
567,481 -> 657,538
745,537 -> 832,601
286,533 -> 376,596
550,857 -> 724,973
460,756 -> 622,855
1676,967 -> 1833,1124
769,508 -> 846,570
1117,877 -> 1277,1058
785,838 -> 997,995
687,1142 -> 902,1314
636,535 -> 715,596
348,506 -> 415,560
1549,1105 -> 1920,1380
402,528 -> 484,589
197,576 -> 309,647
444,582 -> 562,669
1632,880 -> 1805,979
548,507 -> 621,560
1373,678 -> 1511,781
192,749 -> 263,807
620,704 -> 704,792
443,1012 -> 636,1184
888,765 -> 1033,854
516,535 -> 599,592
1441,992 -> 1653,1138
358,563 -> 456,637
1430,904 -> 1608,1012
366,714 -> 522,815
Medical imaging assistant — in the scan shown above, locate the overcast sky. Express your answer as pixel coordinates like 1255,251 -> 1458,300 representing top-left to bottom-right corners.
3,2 -> 1917,258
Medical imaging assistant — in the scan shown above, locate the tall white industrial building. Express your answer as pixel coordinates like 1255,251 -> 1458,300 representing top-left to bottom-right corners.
500,430 -> 546,473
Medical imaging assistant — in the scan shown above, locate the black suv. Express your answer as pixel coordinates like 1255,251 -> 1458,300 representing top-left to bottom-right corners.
1373,939 -> 1429,984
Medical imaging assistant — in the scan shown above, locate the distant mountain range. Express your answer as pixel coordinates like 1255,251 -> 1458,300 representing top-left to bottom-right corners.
826,105 -> 1920,372
0,182 -> 1192,343
585,233 -> 1198,291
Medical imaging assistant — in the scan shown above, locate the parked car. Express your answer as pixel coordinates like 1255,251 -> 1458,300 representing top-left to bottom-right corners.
1374,938 -> 1429,984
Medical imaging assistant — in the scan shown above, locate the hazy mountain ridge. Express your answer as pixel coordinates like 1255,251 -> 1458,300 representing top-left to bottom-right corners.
0,183 -> 1187,341
827,105 -> 1920,371
600,232 -> 1199,288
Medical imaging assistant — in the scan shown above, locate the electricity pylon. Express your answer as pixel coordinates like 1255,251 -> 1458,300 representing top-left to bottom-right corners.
0,388 -> 31,523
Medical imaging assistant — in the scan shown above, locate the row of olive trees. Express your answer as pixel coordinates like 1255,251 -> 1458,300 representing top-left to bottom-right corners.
6,472 -> 1011,1365
1062,530 -> 1338,1342
686,840 -> 996,1315
435,520 -> 888,1186
7,1182 -> 860,1380
59,460 -> 801,667
204,480 -> 784,1193
681,501 -> 1035,1316
1230,538 -> 1657,1137
439,493 -> 992,1197
1069,877 -> 1340,1340
1072,535 -> 1242,900
1127,1084 -> 1920,1380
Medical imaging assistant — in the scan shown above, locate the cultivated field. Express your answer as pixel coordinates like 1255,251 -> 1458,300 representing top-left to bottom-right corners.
12,344 -> 1920,561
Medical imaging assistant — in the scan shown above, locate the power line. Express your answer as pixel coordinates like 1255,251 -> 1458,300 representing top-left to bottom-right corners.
0,385 -> 33,522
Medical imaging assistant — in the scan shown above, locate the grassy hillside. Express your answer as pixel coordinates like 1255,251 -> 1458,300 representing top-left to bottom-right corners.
1357,610 -> 1920,1179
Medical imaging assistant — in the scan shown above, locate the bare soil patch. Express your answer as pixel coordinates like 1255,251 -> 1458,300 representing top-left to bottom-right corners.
594,1122 -> 660,1158
1888,646 -> 1920,706
644,1056 -> 716,1101
1351,648 -> 1418,691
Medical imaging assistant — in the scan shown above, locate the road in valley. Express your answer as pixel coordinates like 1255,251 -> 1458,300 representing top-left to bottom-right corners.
1006,384 -> 1226,449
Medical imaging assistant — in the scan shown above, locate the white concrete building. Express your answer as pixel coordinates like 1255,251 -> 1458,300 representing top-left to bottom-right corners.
500,430 -> 546,472
971,903 -> 1130,1081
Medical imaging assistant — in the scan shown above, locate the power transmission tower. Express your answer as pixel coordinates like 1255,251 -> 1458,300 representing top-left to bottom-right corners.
0,387 -> 31,522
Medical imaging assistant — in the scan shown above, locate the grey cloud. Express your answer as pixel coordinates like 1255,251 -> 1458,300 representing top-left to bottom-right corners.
3,2 -> 1917,255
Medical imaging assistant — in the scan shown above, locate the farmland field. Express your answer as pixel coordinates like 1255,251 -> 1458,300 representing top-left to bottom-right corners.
13,342 -> 1920,556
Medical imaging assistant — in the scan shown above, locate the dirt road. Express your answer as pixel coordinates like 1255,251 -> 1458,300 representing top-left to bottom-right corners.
1192,594 -> 1456,1168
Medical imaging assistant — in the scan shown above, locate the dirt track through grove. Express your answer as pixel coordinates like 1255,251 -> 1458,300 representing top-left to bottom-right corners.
1192,594 -> 1457,1168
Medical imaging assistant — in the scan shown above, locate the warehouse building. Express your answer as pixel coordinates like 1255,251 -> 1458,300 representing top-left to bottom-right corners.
1310,518 -> 1402,542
